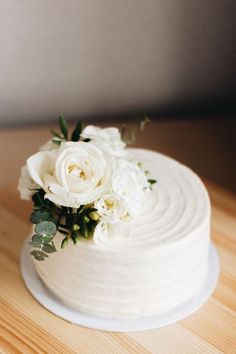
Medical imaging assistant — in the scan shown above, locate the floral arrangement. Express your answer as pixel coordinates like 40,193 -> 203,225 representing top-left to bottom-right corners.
18,117 -> 156,261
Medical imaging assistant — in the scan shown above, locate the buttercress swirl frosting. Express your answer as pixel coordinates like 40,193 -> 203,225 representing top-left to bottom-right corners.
33,148 -> 211,319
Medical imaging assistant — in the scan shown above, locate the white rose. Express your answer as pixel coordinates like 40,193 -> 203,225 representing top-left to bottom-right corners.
18,165 -> 39,200
112,159 -> 149,217
81,125 -> 127,158
27,141 -> 113,208
94,192 -> 128,223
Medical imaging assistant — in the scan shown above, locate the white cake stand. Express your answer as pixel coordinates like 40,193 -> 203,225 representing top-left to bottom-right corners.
20,239 -> 219,332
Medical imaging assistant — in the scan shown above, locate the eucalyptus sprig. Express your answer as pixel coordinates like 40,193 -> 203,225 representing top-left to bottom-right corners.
29,189 -> 100,261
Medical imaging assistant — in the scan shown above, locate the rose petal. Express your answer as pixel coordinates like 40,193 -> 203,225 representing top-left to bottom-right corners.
27,151 -> 55,188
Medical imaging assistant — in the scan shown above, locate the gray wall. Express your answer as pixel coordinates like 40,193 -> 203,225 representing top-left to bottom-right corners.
0,0 -> 235,126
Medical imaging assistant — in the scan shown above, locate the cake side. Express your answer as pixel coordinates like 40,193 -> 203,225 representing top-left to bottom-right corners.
33,148 -> 211,319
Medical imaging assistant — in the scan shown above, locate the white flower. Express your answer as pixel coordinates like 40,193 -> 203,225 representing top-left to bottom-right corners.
112,159 -> 149,217
94,192 -> 128,222
81,125 -> 127,158
17,165 -> 39,200
27,141 -> 113,208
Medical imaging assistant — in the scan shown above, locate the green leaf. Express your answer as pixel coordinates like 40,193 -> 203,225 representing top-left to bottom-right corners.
87,220 -> 96,236
76,205 -> 84,213
50,129 -> 62,139
71,121 -> 82,142
30,250 -> 48,261
35,221 -> 57,237
31,234 -> 44,243
30,210 -> 51,224
61,237 -> 69,249
42,243 -> 57,253
52,139 -> 62,146
48,217 -> 58,225
32,191 -> 44,206
31,253 -> 45,261
78,215 -> 90,238
148,179 -> 157,185
58,228 -> 70,236
83,207 -> 97,216
59,116 -> 68,140
34,233 -> 53,243
66,212 -> 74,228
43,198 -> 54,207
71,231 -> 79,245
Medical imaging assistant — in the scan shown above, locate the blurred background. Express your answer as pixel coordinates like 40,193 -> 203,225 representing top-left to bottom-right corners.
0,0 -> 235,191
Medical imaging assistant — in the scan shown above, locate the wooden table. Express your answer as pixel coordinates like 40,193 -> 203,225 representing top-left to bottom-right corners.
0,125 -> 236,353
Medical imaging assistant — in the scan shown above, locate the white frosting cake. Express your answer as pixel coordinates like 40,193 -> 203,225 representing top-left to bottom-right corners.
33,148 -> 211,319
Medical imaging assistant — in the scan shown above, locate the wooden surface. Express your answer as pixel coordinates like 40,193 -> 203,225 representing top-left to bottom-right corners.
0,124 -> 236,353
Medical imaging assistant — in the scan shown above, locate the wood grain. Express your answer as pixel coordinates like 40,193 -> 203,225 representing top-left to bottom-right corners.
0,178 -> 236,353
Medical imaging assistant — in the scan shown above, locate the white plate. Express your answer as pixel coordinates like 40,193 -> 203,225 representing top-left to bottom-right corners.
20,239 -> 219,332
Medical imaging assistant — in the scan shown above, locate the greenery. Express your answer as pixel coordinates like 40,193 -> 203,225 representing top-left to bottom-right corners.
29,188 -> 100,261
148,179 -> 157,185
51,116 -> 90,145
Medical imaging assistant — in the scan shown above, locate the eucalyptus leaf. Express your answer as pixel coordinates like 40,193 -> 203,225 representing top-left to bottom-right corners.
42,243 -> 57,253
31,253 -> 45,261
30,250 -> 48,261
35,221 -> 57,237
71,121 -> 82,142
31,234 -> 44,243
48,217 -> 58,225
30,210 -> 51,224
32,250 -> 48,257
59,116 -> 68,140
33,233 -> 53,243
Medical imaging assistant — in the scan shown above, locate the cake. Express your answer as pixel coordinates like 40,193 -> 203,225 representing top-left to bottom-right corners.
18,118 -> 211,320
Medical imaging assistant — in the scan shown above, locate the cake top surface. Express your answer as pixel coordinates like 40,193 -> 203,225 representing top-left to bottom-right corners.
77,148 -> 210,251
